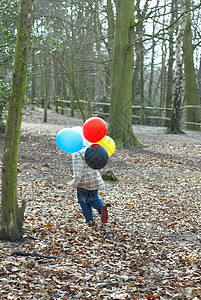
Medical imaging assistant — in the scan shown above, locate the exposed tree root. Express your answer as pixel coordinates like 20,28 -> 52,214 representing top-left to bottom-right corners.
166,126 -> 185,134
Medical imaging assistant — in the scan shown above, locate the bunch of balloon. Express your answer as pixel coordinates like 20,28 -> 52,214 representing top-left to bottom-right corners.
56,117 -> 115,170
83,117 -> 115,170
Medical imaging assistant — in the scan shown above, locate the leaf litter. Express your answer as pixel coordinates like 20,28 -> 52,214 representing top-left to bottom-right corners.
0,107 -> 201,299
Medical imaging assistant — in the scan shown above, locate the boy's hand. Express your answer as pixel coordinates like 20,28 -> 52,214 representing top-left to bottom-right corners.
68,180 -> 76,189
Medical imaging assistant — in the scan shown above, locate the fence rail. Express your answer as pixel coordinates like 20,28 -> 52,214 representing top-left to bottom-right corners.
55,98 -> 201,127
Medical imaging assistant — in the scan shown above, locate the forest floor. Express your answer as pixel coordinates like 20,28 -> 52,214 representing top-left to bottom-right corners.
0,106 -> 201,299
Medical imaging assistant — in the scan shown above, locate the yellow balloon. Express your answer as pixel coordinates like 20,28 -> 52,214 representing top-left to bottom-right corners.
97,135 -> 115,156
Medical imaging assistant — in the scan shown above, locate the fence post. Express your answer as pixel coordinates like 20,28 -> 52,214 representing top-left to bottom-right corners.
70,98 -> 74,117
140,104 -> 145,125
88,99 -> 91,117
43,94 -> 48,123
55,96 -> 59,113
61,99 -> 64,115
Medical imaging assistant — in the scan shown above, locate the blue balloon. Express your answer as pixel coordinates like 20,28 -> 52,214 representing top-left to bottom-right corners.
56,128 -> 83,153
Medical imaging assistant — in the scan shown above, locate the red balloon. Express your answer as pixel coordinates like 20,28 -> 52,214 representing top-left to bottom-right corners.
83,117 -> 107,143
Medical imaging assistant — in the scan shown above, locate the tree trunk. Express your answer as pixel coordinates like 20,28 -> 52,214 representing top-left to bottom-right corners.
44,94 -> 48,122
140,51 -> 145,125
132,52 -> 141,103
95,0 -> 109,116
0,0 -> 34,241
132,0 -> 148,124
159,39 -> 166,127
106,0 -> 115,99
183,0 -> 200,131
165,1 -> 175,127
148,19 -> 156,103
167,0 -> 185,134
31,53 -> 37,102
159,0 -> 167,127
198,56 -> 201,105
108,0 -> 141,147
50,55 -> 56,105
43,54 -> 49,122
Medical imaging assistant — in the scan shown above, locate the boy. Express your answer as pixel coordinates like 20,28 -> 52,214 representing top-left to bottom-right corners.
68,146 -> 108,225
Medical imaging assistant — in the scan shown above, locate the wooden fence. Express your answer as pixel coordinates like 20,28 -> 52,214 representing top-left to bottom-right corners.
54,98 -> 201,128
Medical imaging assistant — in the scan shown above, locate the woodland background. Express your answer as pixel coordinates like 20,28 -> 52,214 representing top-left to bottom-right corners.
0,0 -> 201,131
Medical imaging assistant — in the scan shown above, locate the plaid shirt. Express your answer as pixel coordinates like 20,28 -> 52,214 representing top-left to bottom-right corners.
72,147 -> 105,190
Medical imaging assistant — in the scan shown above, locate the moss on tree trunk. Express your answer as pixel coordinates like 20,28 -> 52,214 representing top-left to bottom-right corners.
108,0 -> 142,148
0,0 -> 34,241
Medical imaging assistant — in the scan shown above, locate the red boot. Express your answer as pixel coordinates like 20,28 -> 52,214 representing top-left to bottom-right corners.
100,205 -> 108,224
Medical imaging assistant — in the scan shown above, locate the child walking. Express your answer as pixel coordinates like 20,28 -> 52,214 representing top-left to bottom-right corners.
68,146 -> 108,225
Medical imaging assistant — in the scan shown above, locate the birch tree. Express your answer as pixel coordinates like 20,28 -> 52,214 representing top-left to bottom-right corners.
167,0 -> 186,134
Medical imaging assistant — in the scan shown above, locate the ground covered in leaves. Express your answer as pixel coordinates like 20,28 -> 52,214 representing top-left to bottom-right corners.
0,107 -> 201,299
